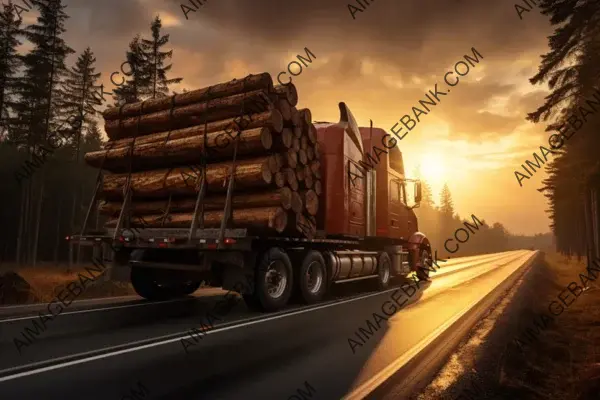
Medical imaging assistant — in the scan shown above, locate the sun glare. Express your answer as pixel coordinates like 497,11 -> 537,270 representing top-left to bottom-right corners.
421,152 -> 446,182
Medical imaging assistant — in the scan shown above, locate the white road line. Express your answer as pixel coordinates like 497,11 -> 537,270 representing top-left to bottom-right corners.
0,251 -> 528,383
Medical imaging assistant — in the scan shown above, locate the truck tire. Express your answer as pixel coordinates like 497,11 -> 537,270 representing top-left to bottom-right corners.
416,248 -> 432,281
131,267 -> 177,301
251,247 -> 293,312
295,250 -> 327,304
377,252 -> 392,290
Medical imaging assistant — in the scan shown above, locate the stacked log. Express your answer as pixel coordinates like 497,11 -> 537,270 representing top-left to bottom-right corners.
86,73 -> 321,237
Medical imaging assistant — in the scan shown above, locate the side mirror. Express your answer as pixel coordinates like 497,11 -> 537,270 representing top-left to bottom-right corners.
415,181 -> 422,204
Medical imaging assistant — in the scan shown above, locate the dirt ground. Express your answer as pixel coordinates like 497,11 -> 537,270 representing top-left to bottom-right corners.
0,262 -> 136,305
414,251 -> 600,400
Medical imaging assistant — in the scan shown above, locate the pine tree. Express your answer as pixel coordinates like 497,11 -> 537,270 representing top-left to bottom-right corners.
439,184 -> 454,217
0,2 -> 23,141
12,0 -> 74,265
140,16 -> 182,99
59,47 -> 102,162
113,35 -> 151,105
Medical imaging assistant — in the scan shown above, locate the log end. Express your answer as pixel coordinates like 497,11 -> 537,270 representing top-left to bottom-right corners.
270,109 -> 284,133
280,187 -> 293,210
291,191 -> 303,214
305,190 -> 319,216
298,149 -> 308,166
271,207 -> 288,233
286,150 -> 298,169
314,179 -> 322,196
274,172 -> 286,188
261,127 -> 273,150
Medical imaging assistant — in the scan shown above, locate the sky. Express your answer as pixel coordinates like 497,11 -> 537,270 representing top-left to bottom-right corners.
16,0 -> 557,235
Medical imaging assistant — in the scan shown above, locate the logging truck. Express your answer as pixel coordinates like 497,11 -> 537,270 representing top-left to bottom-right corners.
70,99 -> 432,312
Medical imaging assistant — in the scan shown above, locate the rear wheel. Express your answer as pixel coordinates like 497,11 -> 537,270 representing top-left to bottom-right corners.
295,250 -> 327,304
246,247 -> 293,312
129,250 -> 202,300
377,252 -> 392,290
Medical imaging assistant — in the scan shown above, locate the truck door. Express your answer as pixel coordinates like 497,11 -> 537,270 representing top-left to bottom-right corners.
389,179 -> 410,240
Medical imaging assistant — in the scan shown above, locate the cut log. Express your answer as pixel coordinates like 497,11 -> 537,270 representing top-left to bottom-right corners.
102,110 -> 284,150
283,167 -> 298,191
107,207 -> 288,233
294,212 -> 315,239
298,108 -> 312,126
300,135 -> 308,151
292,137 -> 300,152
274,171 -> 286,188
304,171 -> 314,189
105,90 -> 274,140
306,146 -> 314,161
296,165 -> 305,182
291,191 -> 303,214
101,157 -> 273,199
273,84 -> 298,107
314,179 -> 322,196
98,187 -> 296,216
277,98 -> 292,121
290,107 -> 301,126
300,190 -> 319,216
310,161 -> 321,179
103,73 -> 274,121
313,142 -> 321,160
267,154 -> 283,174
86,127 -> 272,172
298,149 -> 308,166
292,126 -> 302,139
274,128 -> 294,150
307,123 -> 317,144
285,150 -> 298,169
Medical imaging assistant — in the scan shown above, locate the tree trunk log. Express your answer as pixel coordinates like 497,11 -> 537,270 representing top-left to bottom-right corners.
304,171 -> 314,190
300,190 -> 319,216
86,127 -> 272,172
277,99 -> 292,121
285,149 -> 298,169
292,137 -> 300,152
291,191 -> 303,213
98,187 -> 295,216
296,165 -> 305,182
273,84 -> 298,107
105,90 -> 275,140
298,108 -> 312,126
283,167 -> 298,191
314,179 -> 322,196
313,142 -> 321,160
101,157 -> 273,199
306,146 -> 314,161
298,149 -> 308,166
267,154 -> 283,174
308,123 -> 317,144
290,107 -> 301,126
102,110 -> 283,150
274,172 -> 286,188
107,206 -> 288,233
300,135 -> 308,150
310,161 -> 321,179
103,73 -> 273,120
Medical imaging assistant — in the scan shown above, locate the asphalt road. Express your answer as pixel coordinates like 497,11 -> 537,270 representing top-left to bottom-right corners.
0,250 -> 538,400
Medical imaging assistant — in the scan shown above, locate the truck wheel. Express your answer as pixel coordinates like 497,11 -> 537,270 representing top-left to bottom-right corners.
253,247 -> 293,312
377,252 -> 392,290
416,248 -> 432,281
131,267 -> 175,301
295,250 -> 327,304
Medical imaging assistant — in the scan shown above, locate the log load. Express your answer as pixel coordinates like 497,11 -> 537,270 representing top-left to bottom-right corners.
103,73 -> 274,121
86,72 -> 321,237
86,127 -> 273,172
102,110 -> 283,150
106,207 -> 288,233
99,187 -> 299,216
105,90 -> 275,140
101,157 -> 273,199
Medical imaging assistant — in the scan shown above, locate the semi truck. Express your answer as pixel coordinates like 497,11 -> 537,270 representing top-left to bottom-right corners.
70,102 -> 433,312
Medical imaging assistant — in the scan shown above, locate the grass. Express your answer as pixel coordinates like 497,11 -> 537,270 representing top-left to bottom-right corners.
500,252 -> 600,399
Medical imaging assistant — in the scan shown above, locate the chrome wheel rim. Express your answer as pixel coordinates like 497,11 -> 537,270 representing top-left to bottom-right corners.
306,261 -> 324,294
381,261 -> 390,283
265,261 -> 287,299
